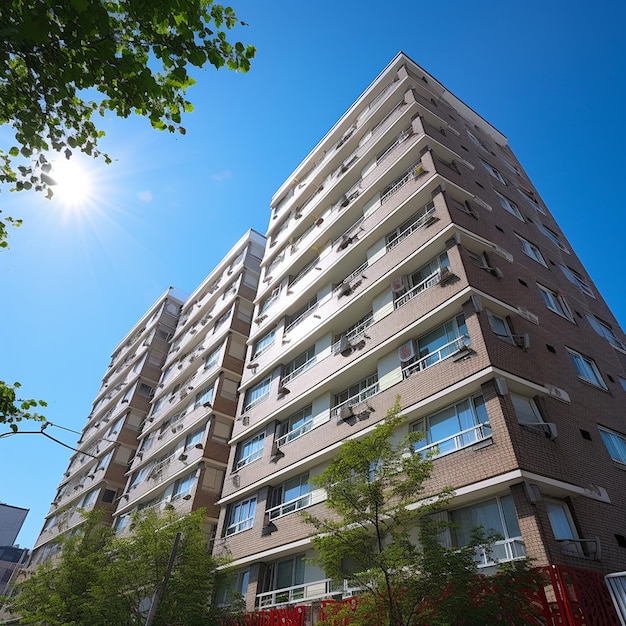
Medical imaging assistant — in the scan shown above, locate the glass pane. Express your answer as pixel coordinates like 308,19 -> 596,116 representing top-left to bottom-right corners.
546,502 -> 575,540
500,495 -> 521,537
453,498 -> 503,546
276,560 -> 294,589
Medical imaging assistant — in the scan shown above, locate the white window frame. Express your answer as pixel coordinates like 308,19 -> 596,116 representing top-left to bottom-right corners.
567,348 -> 607,389
599,427 -> 626,465
486,310 -> 514,344
277,405 -> 314,446
495,191 -> 523,220
204,345 -> 222,370
560,265 -> 594,297
510,394 -> 543,425
225,496 -> 257,536
253,328 -> 276,358
194,384 -> 213,409
515,234 -> 547,266
267,473 -> 311,520
586,315 -> 626,350
537,284 -> 573,321
480,158 -> 506,184
244,376 -> 271,411
537,222 -> 570,253
235,432 -> 265,470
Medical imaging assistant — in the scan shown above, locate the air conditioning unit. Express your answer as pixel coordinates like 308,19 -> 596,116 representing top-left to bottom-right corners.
545,384 -> 571,404
337,405 -> 354,422
178,453 -> 188,461
242,415 -> 250,426
516,307 -> 539,325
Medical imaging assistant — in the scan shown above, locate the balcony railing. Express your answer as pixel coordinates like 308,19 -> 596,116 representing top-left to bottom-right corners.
331,381 -> 380,418
402,335 -> 470,379
386,202 -> 436,252
474,537 -> 526,568
267,493 -> 312,520
281,355 -> 318,385
394,269 -> 441,309
380,161 -> 424,204
284,302 -> 319,334
257,578 -> 342,609
415,422 -> 492,459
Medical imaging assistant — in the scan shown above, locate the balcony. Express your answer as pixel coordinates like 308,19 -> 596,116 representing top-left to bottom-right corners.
331,380 -> 380,418
267,488 -> 326,520
401,335 -> 471,379
257,578 -> 343,609
393,269 -> 442,310
415,422 -> 492,460
474,537 -> 526,568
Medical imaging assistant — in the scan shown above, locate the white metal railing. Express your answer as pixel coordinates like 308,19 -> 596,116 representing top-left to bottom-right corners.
234,445 -> 264,470
331,381 -> 380,417
415,423 -> 492,459
370,100 -> 406,137
386,203 -> 435,251
276,420 -> 313,447
380,162 -> 424,204
331,315 -> 374,353
284,302 -> 319,334
267,493 -> 313,520
332,215 -> 365,248
148,453 -> 176,480
288,257 -> 320,291
394,269 -> 441,309
474,537 -> 526,568
257,578 -> 342,609
402,335 -> 470,379
333,261 -> 369,295
377,128 -> 411,165
281,356 -> 317,385
243,389 -> 270,413
226,516 -> 254,536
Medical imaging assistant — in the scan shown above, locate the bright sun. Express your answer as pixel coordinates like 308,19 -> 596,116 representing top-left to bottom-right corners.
49,157 -> 96,212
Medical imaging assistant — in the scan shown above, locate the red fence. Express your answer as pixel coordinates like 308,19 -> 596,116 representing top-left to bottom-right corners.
236,566 -> 620,626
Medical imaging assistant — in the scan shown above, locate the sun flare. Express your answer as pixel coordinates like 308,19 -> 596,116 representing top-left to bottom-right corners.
49,157 -> 96,212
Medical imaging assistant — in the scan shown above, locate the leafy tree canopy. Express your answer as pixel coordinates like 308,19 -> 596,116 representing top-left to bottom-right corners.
0,381 -> 46,430
304,399 -> 544,626
1,508 -> 235,626
0,0 -> 255,243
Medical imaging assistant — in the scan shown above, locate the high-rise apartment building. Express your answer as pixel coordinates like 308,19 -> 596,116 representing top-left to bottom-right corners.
112,230 -> 265,537
30,286 -> 187,565
213,52 -> 626,616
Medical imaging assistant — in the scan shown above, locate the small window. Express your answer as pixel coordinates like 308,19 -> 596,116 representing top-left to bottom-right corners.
586,315 -> 625,350
235,432 -> 265,469
225,496 -> 257,536
537,284 -> 573,321
495,191 -> 523,220
205,345 -> 222,370
560,265 -> 594,297
486,310 -> 514,343
599,428 -> 626,465
546,500 -> 577,541
537,222 -> 569,253
253,328 -> 276,358
511,394 -> 543,424
243,377 -> 272,411
515,234 -> 547,266
567,348 -> 607,389
480,159 -> 506,184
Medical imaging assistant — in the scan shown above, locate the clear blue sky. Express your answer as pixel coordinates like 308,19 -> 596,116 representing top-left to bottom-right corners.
1,0 -> 625,548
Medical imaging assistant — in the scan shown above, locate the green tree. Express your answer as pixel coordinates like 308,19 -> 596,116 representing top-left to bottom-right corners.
0,381 -> 47,431
2,508 -> 232,625
303,400 -> 544,626
0,0 -> 255,244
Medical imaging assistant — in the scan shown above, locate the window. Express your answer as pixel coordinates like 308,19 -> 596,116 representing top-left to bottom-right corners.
171,473 -> 195,500
516,234 -> 546,266
259,287 -> 280,315
538,284 -> 573,321
235,432 -> 265,469
401,314 -> 469,378
205,345 -> 222,370
486,310 -> 514,343
268,474 -> 311,519
243,377 -> 271,411
253,328 -> 276,358
537,222 -> 569,253
619,377 -> 626,392
80,489 -> 98,508
599,428 -> 626,464
586,315 -> 625,349
480,158 -> 506,184
412,395 -> 491,458
545,500 -> 577,541
225,496 -> 257,535
567,348 -> 607,389
195,385 -> 213,409
467,130 -> 488,151
495,191 -> 523,220
510,394 -> 543,424
277,405 -> 313,445
518,184 -> 546,213
282,346 -> 316,384
393,253 -> 449,308
560,265 -> 594,297
220,569 -> 250,606
333,373 -> 379,414
261,555 -> 304,597
184,428 -> 204,449
450,495 -> 525,567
